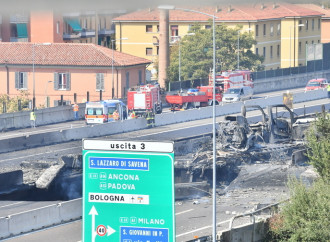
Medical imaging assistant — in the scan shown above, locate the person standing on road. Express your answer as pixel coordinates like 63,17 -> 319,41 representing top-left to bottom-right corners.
113,110 -> 119,121
327,84 -> 330,98
72,103 -> 79,120
30,110 -> 36,128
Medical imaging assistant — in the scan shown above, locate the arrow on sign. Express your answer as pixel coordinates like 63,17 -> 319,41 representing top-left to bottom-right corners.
107,225 -> 116,236
89,206 -> 98,242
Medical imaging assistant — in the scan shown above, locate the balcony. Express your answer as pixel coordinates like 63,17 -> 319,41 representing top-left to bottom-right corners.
63,32 -> 81,40
81,29 -> 96,38
98,28 -> 114,36
10,37 -> 28,42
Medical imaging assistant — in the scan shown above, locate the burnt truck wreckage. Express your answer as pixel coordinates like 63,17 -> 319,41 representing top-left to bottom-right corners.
182,104 -> 318,187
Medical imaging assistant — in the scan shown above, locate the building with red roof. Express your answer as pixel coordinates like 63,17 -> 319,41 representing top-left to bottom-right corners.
0,42 -> 150,107
113,3 -> 323,78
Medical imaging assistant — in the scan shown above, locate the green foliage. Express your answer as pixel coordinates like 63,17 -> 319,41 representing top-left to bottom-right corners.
267,112 -> 330,241
267,178 -> 330,242
167,23 -> 264,82
306,112 -> 330,180
0,91 -> 30,113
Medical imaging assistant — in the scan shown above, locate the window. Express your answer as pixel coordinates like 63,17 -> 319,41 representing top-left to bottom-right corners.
188,25 -> 195,31
96,73 -> 104,91
126,72 -> 130,95
56,21 -> 60,34
15,72 -> 27,89
146,25 -> 153,33
299,20 -> 303,31
270,24 -> 274,36
318,39 -> 320,43
318,19 -> 321,30
170,25 -> 178,37
277,23 -> 281,35
54,100 -> 71,106
277,45 -> 280,57
305,20 -> 309,30
263,47 -> 266,57
205,25 -> 211,29
263,24 -> 266,36
270,46 -> 273,58
312,40 -> 314,44
256,25 -> 259,37
54,72 -> 71,90
299,42 -> 302,53
312,19 -> 314,30
256,47 -> 259,55
146,48 -> 153,56
157,25 -> 159,32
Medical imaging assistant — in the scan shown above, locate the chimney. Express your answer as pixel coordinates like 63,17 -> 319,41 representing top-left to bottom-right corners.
261,3 -> 265,10
158,9 -> 169,88
273,2 -> 277,9
215,6 -> 221,13
228,5 -> 232,12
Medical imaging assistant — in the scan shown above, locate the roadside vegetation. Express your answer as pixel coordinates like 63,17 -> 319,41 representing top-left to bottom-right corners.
166,23 -> 264,83
0,91 -> 30,113
266,112 -> 330,242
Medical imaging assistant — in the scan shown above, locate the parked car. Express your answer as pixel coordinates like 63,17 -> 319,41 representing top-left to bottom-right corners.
222,86 -> 253,103
305,78 -> 329,91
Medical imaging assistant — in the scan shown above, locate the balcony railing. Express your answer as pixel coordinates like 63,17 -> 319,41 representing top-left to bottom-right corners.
63,32 -> 81,40
10,15 -> 28,23
81,29 -> 96,38
98,29 -> 114,36
10,37 -> 28,42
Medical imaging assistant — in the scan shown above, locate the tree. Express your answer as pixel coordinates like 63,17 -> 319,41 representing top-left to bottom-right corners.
266,112 -> 330,241
167,23 -> 264,82
306,112 -> 330,180
0,91 -> 30,113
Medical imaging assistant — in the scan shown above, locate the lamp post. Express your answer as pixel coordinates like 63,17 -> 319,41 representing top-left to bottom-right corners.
289,24 -> 304,68
111,38 -> 128,99
158,5 -> 218,241
32,42 -> 51,110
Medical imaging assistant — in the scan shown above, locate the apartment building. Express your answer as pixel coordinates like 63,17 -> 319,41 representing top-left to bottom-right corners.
113,3 -> 323,75
0,10 -> 125,46
0,42 -> 149,107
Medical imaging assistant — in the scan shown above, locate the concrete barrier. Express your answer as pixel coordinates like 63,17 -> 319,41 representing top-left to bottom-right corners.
59,198 -> 82,222
0,217 -> 9,238
7,204 -> 61,236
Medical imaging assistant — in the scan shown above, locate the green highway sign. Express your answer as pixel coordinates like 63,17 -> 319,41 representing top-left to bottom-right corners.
82,139 -> 175,242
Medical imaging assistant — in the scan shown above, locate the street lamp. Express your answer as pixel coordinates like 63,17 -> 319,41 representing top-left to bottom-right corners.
158,5 -> 218,241
32,42 -> 51,110
173,33 -> 195,91
289,24 -> 304,68
111,38 -> 128,99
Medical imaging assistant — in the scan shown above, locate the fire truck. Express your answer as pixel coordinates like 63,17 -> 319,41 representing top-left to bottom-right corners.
127,83 -> 162,117
209,70 -> 253,92
165,86 -> 222,111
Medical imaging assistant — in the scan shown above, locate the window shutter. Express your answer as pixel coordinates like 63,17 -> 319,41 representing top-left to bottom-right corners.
15,72 -> 19,89
66,72 -> 71,91
54,73 -> 59,90
23,72 -> 28,89
96,73 -> 101,90
100,73 -> 104,90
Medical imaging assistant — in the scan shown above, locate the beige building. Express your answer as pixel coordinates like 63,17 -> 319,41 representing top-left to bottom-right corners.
113,3 -> 323,76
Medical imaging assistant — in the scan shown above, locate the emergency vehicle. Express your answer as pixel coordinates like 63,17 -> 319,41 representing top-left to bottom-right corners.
85,100 -> 127,124
209,70 -> 253,92
166,86 -> 222,111
127,83 -> 162,117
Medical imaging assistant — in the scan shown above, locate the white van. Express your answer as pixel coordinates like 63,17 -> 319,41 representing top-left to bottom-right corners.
222,86 -> 253,103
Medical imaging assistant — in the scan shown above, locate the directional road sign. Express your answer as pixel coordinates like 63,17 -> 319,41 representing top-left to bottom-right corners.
83,139 -> 175,242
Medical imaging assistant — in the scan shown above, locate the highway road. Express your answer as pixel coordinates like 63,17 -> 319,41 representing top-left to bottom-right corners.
1,96 -> 329,242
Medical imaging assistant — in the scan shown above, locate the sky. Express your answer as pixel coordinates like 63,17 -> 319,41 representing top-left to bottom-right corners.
3,0 -> 325,12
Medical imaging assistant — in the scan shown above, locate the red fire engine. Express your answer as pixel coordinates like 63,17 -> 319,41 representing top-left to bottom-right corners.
127,84 -> 162,117
209,70 -> 253,92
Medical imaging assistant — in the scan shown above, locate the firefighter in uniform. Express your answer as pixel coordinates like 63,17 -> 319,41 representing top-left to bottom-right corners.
146,110 -> 155,128
130,110 -> 136,119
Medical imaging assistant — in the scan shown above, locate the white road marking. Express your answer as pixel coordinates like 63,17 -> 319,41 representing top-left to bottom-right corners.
175,209 -> 194,215
176,219 -> 230,238
0,146 -> 81,163
0,201 -> 24,208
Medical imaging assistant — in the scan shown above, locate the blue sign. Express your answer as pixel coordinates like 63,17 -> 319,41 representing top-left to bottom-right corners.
120,226 -> 169,242
89,157 -> 149,171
